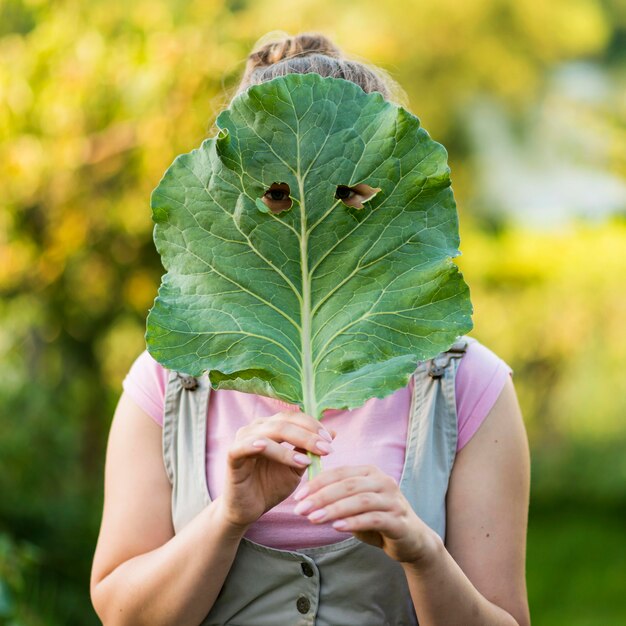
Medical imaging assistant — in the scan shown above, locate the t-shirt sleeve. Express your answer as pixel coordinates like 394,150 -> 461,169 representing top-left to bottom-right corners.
455,340 -> 513,451
122,350 -> 168,427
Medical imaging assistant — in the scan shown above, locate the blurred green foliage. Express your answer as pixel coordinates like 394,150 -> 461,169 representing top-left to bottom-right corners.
1,0 -> 625,623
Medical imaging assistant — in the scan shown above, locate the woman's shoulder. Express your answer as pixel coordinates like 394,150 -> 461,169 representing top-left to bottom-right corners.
454,337 -> 514,451
459,336 -> 512,376
122,350 -> 170,427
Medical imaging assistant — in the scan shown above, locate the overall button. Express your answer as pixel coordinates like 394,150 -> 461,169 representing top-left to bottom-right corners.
301,561 -> 314,577
296,596 -> 311,614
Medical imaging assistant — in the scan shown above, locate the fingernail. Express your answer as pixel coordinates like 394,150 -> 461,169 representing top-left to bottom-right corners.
293,486 -> 309,501
332,520 -> 348,530
294,500 -> 315,515
318,428 -> 333,442
252,440 -> 266,448
293,453 -> 312,466
315,440 -> 333,454
308,508 -> 327,522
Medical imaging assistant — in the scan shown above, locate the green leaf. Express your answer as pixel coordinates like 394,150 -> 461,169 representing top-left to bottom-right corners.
146,72 -> 473,418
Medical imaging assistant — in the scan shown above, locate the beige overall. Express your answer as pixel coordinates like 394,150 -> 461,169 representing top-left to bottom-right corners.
162,337 -> 474,625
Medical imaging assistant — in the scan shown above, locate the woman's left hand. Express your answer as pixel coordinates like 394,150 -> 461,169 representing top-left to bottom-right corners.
293,465 -> 440,565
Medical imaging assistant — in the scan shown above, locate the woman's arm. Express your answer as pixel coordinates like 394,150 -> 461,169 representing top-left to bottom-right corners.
401,376 -> 531,625
90,392 -> 248,626
296,375 -> 531,626
90,392 -> 333,626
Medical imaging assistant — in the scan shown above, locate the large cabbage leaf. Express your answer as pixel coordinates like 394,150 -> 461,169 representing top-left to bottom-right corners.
146,72 -> 473,418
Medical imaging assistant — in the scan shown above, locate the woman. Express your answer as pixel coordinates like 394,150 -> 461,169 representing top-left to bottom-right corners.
90,32 -> 531,626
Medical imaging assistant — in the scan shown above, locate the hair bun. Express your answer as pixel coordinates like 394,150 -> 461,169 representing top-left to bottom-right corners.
249,32 -> 343,68
234,30 -> 408,109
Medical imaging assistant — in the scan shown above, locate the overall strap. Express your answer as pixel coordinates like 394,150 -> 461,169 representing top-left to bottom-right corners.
162,369 -> 211,533
426,337 -> 470,379
400,336 -> 473,540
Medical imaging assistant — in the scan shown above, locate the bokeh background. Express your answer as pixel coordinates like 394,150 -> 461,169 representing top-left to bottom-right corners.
1,0 -> 625,624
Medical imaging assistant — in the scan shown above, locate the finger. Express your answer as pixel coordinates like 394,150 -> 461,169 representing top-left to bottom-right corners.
229,437 -> 314,470
267,410 -> 334,442
245,421 -> 334,456
293,475 -> 386,512
295,491 -> 392,525
227,437 -> 268,470
293,465 -> 379,501
331,511 -> 403,537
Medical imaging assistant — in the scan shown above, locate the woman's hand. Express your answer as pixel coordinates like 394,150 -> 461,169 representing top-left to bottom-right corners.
293,465 -> 440,565
218,410 -> 335,530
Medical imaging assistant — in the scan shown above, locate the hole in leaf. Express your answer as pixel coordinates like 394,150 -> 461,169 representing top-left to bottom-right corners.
335,183 -> 381,209
260,182 -> 292,214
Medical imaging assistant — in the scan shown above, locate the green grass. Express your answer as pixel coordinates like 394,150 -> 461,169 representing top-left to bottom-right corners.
527,501 -> 626,625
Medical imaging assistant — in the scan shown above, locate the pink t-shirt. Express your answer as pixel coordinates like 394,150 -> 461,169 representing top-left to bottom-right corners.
122,340 -> 512,549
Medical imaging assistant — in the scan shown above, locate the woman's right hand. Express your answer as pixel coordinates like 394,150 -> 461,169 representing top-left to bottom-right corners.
217,410 -> 335,530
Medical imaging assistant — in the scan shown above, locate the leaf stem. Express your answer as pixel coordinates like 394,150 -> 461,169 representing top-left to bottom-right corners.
307,452 -> 322,480
297,148 -> 321,478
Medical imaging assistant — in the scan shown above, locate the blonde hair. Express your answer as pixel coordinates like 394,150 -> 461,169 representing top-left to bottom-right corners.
231,30 -> 408,108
